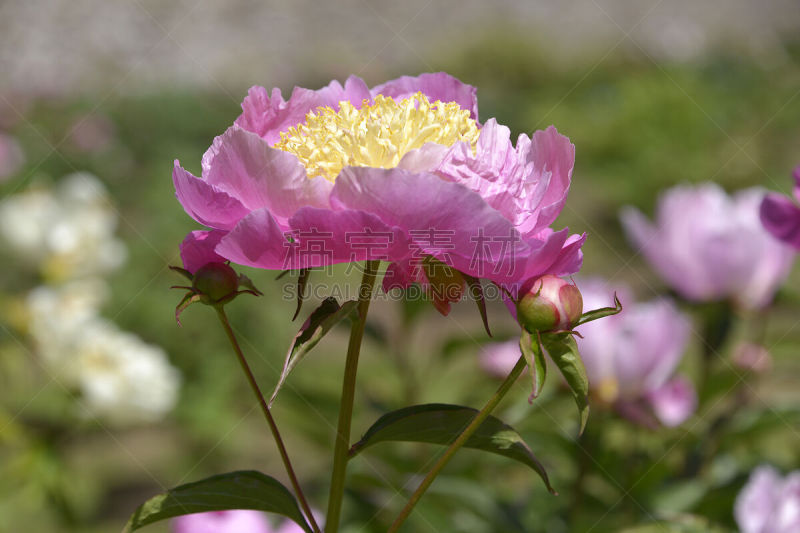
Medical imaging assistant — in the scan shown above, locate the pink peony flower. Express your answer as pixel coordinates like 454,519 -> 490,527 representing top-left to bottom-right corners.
173,73 -> 584,298
575,279 -> 696,428
479,340 -> 521,378
760,166 -> 800,250
735,466 -> 800,533
171,510 -> 272,533
622,183 -> 794,310
171,510 -> 312,533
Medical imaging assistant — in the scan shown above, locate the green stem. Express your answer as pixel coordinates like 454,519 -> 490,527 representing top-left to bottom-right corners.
388,354 -> 527,532
215,307 -> 321,533
325,260 -> 381,533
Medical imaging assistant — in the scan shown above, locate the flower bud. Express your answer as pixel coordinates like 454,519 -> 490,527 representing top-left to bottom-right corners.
192,262 -> 239,304
516,275 -> 583,333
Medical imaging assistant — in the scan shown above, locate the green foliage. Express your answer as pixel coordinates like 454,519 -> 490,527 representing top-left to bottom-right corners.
124,471 -> 311,532
350,403 -> 555,494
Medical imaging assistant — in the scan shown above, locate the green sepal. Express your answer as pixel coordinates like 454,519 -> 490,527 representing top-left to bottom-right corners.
540,332 -> 590,434
519,329 -> 547,401
574,292 -> 622,327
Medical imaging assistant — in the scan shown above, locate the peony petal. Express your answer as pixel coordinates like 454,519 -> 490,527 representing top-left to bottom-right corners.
735,466 -> 782,533
286,207 -> 410,268
370,72 -> 479,120
760,192 -> 800,250
646,376 -> 696,427
180,230 -> 227,273
526,126 -> 575,232
173,161 -> 249,230
330,166 -> 531,282
235,76 -> 371,145
204,127 -> 332,228
215,208 -> 289,269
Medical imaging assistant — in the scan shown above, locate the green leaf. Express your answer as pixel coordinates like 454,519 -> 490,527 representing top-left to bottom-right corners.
519,330 -> 546,400
574,292 -> 622,326
349,403 -> 556,494
291,268 -> 311,321
124,470 -> 311,533
270,297 -> 358,406
463,274 -> 491,337
540,332 -> 589,433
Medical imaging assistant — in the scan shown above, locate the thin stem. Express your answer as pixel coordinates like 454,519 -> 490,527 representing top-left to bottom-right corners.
325,260 -> 381,533
388,354 -> 527,532
215,307 -> 321,533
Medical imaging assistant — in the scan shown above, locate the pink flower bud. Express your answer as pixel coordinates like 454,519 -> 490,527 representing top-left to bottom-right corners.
516,275 -> 583,333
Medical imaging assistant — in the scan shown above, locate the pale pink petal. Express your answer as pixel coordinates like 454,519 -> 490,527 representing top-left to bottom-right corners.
204,127 -> 332,228
285,207 -> 410,269
330,166 -> 528,282
775,472 -> 800,533
215,208 -> 288,269
173,162 -> 250,230
527,126 -> 575,232
180,230 -> 226,273
760,192 -> 800,249
171,510 -> 272,533
235,76 -> 371,145
370,72 -> 479,120
646,376 -> 696,427
735,466 -> 782,533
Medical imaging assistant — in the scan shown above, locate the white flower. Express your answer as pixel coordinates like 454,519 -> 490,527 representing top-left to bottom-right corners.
0,172 -> 127,280
26,279 -> 110,376
26,281 -> 181,425
75,321 -> 181,425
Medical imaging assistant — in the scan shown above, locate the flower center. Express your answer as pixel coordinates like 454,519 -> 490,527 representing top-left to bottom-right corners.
274,92 -> 480,181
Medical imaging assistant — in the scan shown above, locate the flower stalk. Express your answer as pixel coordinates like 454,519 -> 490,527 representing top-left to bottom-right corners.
325,260 -> 381,533
388,353 -> 528,532
214,307 -> 321,533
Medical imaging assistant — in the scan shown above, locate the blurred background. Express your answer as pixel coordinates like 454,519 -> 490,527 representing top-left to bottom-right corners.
1,1 -> 800,531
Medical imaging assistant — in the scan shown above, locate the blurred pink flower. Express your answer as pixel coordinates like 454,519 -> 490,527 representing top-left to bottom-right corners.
175,73 -> 584,291
171,510 -> 272,533
735,466 -> 800,533
575,279 -> 696,428
0,132 -> 24,181
622,183 -> 794,310
732,342 -> 772,373
760,166 -> 800,250
479,340 -> 520,378
171,510 -> 311,533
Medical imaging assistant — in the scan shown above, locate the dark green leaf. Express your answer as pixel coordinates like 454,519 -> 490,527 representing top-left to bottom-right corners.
270,298 -> 358,406
541,333 -> 589,433
292,268 -> 311,321
519,330 -> 546,400
463,274 -> 491,337
574,292 -> 622,326
124,470 -> 311,533
349,403 -> 556,494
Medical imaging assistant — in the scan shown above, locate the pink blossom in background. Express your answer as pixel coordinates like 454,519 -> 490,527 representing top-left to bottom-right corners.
735,466 -> 800,533
171,510 -> 272,533
173,73 -> 584,298
760,166 -> 800,250
575,279 -> 696,428
0,132 -> 24,181
479,340 -> 521,378
621,183 -> 794,310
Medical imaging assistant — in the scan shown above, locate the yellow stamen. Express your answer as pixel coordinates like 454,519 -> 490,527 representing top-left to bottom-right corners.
274,92 -> 479,181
